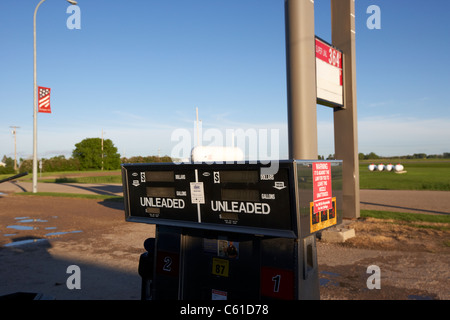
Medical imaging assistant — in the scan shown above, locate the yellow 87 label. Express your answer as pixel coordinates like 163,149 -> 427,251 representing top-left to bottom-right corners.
212,258 -> 229,277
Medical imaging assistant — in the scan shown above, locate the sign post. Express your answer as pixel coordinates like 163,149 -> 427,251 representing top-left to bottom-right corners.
331,0 -> 360,219
285,0 -> 318,160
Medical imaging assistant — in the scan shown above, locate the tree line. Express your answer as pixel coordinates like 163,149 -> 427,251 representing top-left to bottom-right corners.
358,152 -> 450,160
1,138 -> 172,174
320,152 -> 450,161
2,138 -> 449,174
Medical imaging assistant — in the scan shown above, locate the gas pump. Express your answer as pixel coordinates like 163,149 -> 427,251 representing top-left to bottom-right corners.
122,160 -> 342,300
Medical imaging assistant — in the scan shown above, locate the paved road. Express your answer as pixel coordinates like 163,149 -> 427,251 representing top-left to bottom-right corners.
360,189 -> 450,215
1,181 -> 449,215
0,181 -> 122,197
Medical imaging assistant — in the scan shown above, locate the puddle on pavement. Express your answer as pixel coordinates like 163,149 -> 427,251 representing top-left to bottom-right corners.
16,218 -> 48,223
320,270 -> 341,287
7,225 -> 36,231
45,230 -> 83,237
2,215 -> 83,247
3,238 -> 48,247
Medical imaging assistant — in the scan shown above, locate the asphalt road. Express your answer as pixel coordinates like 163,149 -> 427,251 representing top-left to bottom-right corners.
0,181 -> 123,197
360,189 -> 450,215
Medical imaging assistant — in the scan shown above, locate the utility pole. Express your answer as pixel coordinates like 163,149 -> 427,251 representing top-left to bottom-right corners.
10,126 -> 20,172
101,129 -> 104,171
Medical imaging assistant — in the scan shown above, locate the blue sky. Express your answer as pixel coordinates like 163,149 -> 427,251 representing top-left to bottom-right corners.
1,0 -> 449,162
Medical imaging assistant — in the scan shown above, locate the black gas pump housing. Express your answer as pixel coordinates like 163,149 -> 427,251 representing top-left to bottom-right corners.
122,160 -> 342,300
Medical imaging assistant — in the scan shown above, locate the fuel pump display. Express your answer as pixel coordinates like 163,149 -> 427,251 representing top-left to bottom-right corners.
123,162 -> 296,238
122,160 -> 343,300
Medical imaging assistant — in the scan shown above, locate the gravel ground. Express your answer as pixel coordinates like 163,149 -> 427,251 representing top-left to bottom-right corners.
0,186 -> 449,300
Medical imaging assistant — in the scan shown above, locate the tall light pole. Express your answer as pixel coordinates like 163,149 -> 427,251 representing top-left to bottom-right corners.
32,0 -> 78,193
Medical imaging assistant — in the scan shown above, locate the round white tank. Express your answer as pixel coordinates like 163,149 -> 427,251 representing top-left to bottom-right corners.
394,164 -> 404,172
368,164 -> 376,171
377,164 -> 385,171
385,163 -> 393,171
191,146 -> 244,162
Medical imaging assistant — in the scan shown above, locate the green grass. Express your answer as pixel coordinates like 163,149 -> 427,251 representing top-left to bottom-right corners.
17,192 -> 123,202
3,161 -> 450,191
359,161 -> 450,191
361,209 -> 450,224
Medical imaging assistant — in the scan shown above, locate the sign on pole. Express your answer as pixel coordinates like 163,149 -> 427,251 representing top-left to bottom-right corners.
38,86 -> 51,113
315,37 -> 343,107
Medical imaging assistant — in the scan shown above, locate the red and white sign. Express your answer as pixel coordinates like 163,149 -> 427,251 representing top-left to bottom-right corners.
38,86 -> 51,113
312,162 -> 333,213
315,37 -> 343,107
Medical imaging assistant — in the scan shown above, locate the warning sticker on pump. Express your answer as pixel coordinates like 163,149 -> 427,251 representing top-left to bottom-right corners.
310,197 -> 337,233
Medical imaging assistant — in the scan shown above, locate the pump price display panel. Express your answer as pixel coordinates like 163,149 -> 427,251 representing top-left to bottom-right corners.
122,162 -> 297,238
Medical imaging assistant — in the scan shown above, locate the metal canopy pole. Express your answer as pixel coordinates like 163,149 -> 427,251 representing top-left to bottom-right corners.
331,0 -> 360,219
285,0 -> 318,160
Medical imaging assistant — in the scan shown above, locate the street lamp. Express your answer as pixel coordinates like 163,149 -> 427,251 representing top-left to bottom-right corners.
32,0 -> 78,193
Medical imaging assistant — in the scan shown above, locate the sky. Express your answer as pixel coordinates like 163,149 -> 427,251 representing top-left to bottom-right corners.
1,0 -> 450,163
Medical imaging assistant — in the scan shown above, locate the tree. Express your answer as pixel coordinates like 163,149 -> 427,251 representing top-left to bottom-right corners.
72,138 -> 121,170
365,152 -> 379,160
0,155 -> 15,174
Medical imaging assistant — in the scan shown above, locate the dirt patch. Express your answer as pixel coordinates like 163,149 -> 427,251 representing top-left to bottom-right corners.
1,194 -> 449,300
342,217 -> 450,253
318,217 -> 450,300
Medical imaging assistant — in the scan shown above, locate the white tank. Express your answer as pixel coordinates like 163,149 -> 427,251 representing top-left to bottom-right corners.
377,164 -> 385,171
191,146 -> 244,162
368,164 -> 376,171
385,163 -> 393,171
394,164 -> 404,172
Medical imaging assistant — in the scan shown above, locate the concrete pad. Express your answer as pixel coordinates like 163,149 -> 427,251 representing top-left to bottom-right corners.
321,226 -> 356,243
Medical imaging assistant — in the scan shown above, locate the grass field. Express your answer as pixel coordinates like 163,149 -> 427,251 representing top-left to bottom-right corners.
359,161 -> 450,191
361,209 -> 450,225
2,160 -> 450,191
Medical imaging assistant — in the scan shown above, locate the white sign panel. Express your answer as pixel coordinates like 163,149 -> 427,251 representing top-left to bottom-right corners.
190,182 -> 205,204
315,37 -> 343,107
